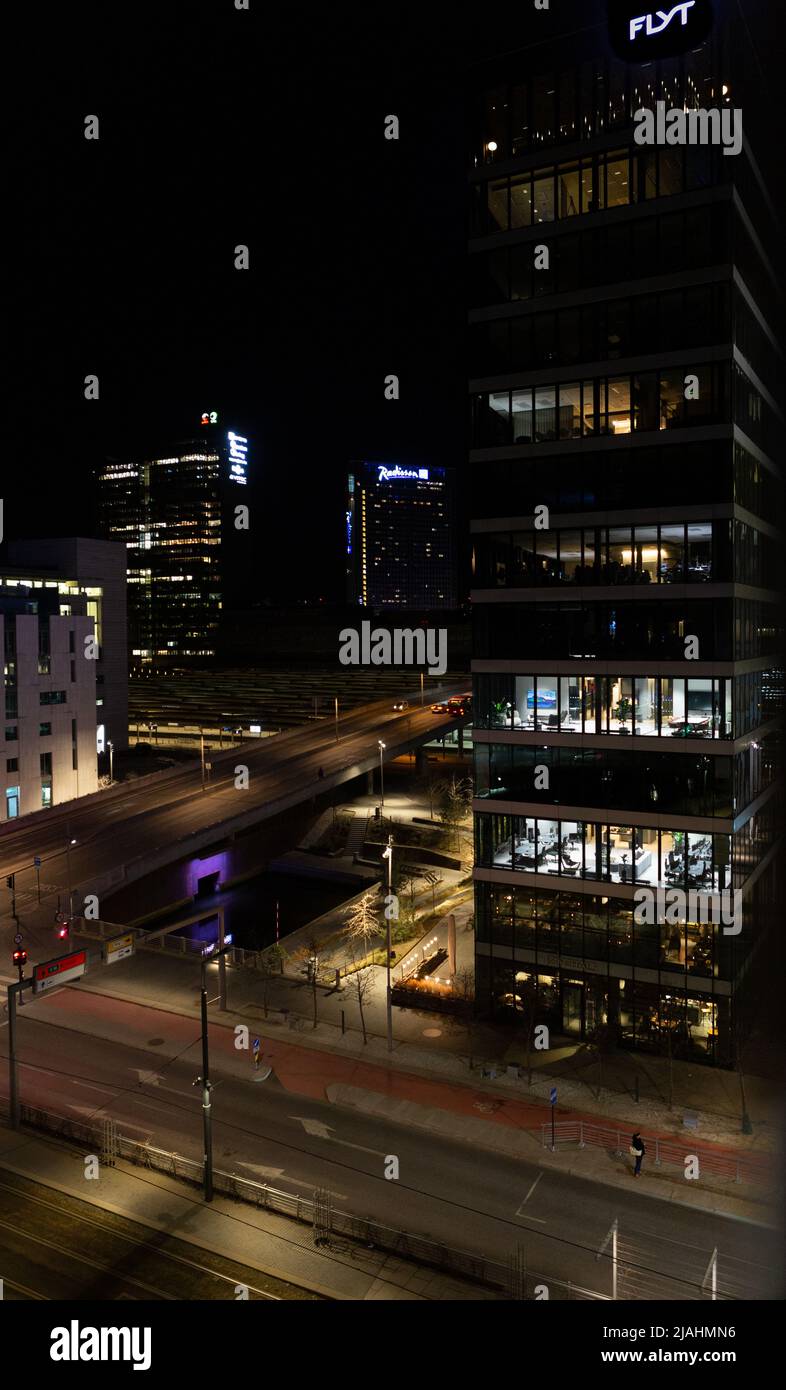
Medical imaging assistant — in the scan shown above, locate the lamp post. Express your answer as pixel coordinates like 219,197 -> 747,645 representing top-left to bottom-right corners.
420,671 -> 424,707
378,740 -> 386,807
382,836 -> 394,1053
108,740 -> 114,784
335,695 -> 339,743
200,728 -> 206,791
65,826 -> 77,921
194,938 -> 232,1204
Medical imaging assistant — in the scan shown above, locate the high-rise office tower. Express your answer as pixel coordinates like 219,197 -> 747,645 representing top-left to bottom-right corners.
97,413 -> 251,665
346,461 -> 457,609
469,0 -> 783,1065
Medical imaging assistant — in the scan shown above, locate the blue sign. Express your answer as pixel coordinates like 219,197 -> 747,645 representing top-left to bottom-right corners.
227,430 -> 248,485
550,1087 -> 558,1105
527,688 -> 557,710
376,464 -> 429,483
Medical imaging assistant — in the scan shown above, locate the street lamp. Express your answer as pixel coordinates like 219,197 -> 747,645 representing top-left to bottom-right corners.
382,836 -> 394,1053
378,740 -> 386,807
107,740 -> 114,784
65,828 -> 77,920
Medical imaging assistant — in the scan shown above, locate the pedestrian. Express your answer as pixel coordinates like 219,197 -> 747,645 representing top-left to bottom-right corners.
630,1131 -> 645,1177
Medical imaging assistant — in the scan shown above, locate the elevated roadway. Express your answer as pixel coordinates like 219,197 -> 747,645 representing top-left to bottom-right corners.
0,687 -> 467,906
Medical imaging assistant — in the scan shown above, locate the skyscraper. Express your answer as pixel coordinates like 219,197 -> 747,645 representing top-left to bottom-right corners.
469,1 -> 783,1065
97,414 -> 251,665
346,461 -> 457,610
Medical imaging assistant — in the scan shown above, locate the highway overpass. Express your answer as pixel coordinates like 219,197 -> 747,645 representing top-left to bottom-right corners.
0,687 -> 468,911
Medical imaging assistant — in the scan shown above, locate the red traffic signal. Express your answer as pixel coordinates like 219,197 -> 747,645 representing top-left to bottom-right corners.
57,924 -> 70,939
12,948 -> 28,966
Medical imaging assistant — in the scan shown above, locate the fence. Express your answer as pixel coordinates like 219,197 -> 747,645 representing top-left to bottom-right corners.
1,1095 -> 606,1300
539,1119 -> 771,1186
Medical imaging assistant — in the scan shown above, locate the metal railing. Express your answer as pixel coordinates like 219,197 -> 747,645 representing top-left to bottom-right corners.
539,1119 -> 771,1186
1,1095 -> 605,1300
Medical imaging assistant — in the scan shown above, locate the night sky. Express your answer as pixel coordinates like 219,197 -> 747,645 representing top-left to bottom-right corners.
5,1 -> 784,604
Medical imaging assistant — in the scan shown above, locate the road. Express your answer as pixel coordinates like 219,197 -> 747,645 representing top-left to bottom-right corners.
0,690 -> 464,906
0,1169 -> 321,1301
0,990 -> 778,1301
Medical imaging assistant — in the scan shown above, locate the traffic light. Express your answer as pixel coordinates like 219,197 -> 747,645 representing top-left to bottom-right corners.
12,948 -> 27,967
6,875 -> 14,890
57,923 -> 70,940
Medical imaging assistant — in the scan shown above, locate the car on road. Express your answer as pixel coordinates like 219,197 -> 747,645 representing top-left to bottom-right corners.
431,701 -> 450,713
447,694 -> 472,716
392,699 -> 409,711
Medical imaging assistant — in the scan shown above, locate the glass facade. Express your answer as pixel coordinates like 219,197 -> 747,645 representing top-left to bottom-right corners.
470,203 -> 730,305
476,814 -> 732,889
475,671 -> 733,738
469,17 -> 784,1064
474,598 -> 782,661
471,363 -> 728,445
471,520 -> 758,589
469,283 -> 731,375
470,441 -> 782,525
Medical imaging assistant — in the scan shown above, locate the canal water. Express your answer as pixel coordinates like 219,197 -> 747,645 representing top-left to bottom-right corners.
149,870 -> 357,953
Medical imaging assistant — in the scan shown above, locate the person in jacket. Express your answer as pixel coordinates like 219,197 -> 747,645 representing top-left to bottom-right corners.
631,1131 -> 645,1177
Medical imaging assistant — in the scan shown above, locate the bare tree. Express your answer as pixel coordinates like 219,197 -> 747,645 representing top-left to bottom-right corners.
349,964 -> 374,1044
416,765 -> 441,820
437,774 -> 473,850
343,892 -> 381,957
396,869 -> 425,940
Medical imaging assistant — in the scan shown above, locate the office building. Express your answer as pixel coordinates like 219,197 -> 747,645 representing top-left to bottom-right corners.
1,585 -> 98,819
96,413 -> 251,665
469,1 -> 783,1065
346,461 -> 457,609
2,537 -> 128,755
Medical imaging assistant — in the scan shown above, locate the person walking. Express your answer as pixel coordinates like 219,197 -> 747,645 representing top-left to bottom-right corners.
630,1131 -> 645,1177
